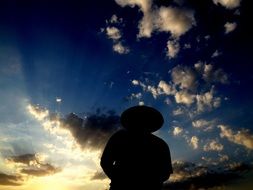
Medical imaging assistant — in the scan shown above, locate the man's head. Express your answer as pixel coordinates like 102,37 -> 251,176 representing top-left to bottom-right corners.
120,105 -> 164,133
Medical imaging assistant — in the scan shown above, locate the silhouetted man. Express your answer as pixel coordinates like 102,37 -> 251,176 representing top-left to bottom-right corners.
101,106 -> 173,190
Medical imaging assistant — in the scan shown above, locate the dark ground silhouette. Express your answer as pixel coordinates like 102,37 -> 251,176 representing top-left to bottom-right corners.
101,106 -> 173,190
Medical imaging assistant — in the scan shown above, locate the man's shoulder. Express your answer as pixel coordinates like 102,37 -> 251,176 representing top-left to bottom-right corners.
110,129 -> 128,139
150,134 -> 169,147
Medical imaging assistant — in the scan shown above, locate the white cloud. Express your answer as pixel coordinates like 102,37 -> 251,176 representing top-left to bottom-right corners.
113,42 -> 130,54
167,39 -> 180,58
106,26 -> 122,40
27,104 -> 49,121
115,0 -> 153,37
139,101 -> 145,105
175,90 -> 195,105
132,79 -> 140,85
219,154 -> 229,162
104,16 -> 130,55
130,93 -> 142,99
173,126 -> 183,136
56,98 -> 62,103
164,98 -> 171,105
192,119 -> 208,128
115,0 -> 152,13
117,2 -> 195,38
196,88 -> 221,112
158,80 -> 175,95
211,50 -> 222,58
131,79 -> 175,99
183,43 -> 191,49
213,0 -> 241,9
201,156 -> 213,163
194,61 -> 203,72
173,107 -> 184,116
171,65 -> 197,90
203,64 -> 214,81
200,63 -> 229,84
203,140 -> 223,151
190,136 -> 199,149
218,125 -> 253,150
192,119 -> 215,131
155,6 -> 195,38
195,62 -> 229,84
146,85 -> 159,99
108,14 -> 123,24
115,0 -> 195,58
204,35 -> 211,40
224,22 -> 237,34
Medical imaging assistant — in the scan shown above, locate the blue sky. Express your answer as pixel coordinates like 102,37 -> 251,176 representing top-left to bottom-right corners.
0,0 -> 253,189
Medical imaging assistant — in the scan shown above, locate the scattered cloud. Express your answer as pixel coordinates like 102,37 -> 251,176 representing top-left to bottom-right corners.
175,90 -> 195,105
131,79 -> 175,99
194,62 -> 229,84
219,154 -> 229,162
183,43 -> 191,49
132,79 -> 140,86
173,107 -> 184,116
192,119 -> 215,131
155,6 -> 195,38
211,50 -> 222,58
171,65 -> 197,90
218,125 -> 253,150
56,97 -> 62,103
203,140 -> 224,151
107,14 -> 123,24
164,98 -> 171,105
165,160 -> 252,190
7,154 -> 38,165
213,0 -> 241,9
116,0 -> 195,38
224,22 -> 237,34
106,26 -> 122,40
146,85 -> 160,98
103,15 -> 130,54
173,126 -> 183,136
131,63 -> 228,115
189,136 -> 199,149
158,80 -> 175,95
204,35 -> 211,40
196,88 -> 221,113
0,173 -> 23,186
27,104 -> 121,150
115,0 -> 195,58
130,92 -> 142,100
27,104 -> 49,121
62,112 -> 121,150
167,39 -> 180,58
113,42 -> 130,54
115,0 -> 152,14
20,163 -> 60,177
90,171 -> 107,181
6,153 -> 61,177
139,101 -> 145,105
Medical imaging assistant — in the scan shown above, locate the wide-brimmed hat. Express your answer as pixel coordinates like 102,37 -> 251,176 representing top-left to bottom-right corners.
120,106 -> 164,132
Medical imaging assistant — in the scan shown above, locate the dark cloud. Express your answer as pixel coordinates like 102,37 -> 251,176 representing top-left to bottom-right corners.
61,110 -> 121,150
163,161 -> 252,190
6,154 -> 61,178
163,172 -> 240,190
7,154 -> 37,165
20,163 -> 61,177
0,173 -> 23,186
90,171 -> 107,181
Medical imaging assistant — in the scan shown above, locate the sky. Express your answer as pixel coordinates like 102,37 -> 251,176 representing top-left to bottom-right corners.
0,0 -> 253,189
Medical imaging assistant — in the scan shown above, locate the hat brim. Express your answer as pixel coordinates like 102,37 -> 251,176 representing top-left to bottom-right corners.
120,106 -> 164,132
